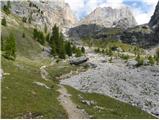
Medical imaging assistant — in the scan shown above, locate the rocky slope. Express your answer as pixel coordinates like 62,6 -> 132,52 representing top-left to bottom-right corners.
60,48 -> 159,117
79,6 -> 137,29
1,0 -> 77,31
68,24 -> 122,40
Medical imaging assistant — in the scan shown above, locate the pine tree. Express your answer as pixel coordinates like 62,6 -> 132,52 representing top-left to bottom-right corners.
1,36 -> 4,51
22,17 -> 27,23
4,33 -> 16,60
75,48 -> 82,57
51,43 -> 56,56
3,5 -> 10,14
46,33 -> 50,43
7,1 -> 11,8
58,33 -> 65,59
33,28 -> 38,39
72,45 -> 77,53
148,56 -> 155,65
1,17 -> 7,26
81,47 -> 85,53
22,32 -> 25,38
44,24 -> 47,33
33,28 -> 45,45
65,42 -> 72,56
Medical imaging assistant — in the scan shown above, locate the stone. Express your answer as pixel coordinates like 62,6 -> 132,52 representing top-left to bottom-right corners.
81,100 -> 96,106
127,59 -> 138,67
143,59 -> 149,66
69,56 -> 89,65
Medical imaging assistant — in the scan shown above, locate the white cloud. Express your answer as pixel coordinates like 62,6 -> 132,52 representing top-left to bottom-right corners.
65,0 -> 85,19
100,0 -> 124,8
132,8 -> 153,24
85,0 -> 100,14
142,0 -> 158,6
130,0 -> 158,24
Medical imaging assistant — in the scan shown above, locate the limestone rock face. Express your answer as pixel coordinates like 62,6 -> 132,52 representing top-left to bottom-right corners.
149,2 -> 159,44
79,7 -> 137,29
121,2 -> 159,48
1,0 -> 77,30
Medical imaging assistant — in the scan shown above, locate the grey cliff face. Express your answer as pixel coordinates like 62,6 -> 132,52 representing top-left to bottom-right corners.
149,2 -> 159,29
79,6 -> 137,29
1,0 -> 77,30
121,2 -> 159,48
149,2 -> 159,44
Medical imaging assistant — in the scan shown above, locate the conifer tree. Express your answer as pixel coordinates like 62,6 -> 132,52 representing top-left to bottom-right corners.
58,33 -> 65,59
1,17 -> 7,26
65,42 -> 72,56
4,33 -> 16,60
81,47 -> 85,53
44,24 -> 47,33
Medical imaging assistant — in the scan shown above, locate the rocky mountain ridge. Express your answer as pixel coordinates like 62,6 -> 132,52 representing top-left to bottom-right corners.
79,6 -> 137,29
1,0 -> 77,31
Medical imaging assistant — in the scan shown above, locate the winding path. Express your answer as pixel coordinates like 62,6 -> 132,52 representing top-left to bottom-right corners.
40,63 -> 89,119
57,85 -> 89,119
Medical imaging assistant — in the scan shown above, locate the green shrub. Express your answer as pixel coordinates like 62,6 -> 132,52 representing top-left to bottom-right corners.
28,16 -> 32,24
154,48 -> 159,64
22,33 -> 25,38
148,56 -> 155,65
107,48 -> 113,56
95,48 -> 100,53
109,57 -> 112,63
3,5 -> 10,14
75,48 -> 82,57
1,36 -> 4,51
33,28 -> 45,45
81,47 -> 85,53
22,17 -> 27,23
120,54 -> 129,60
1,17 -> 7,26
135,55 -> 144,67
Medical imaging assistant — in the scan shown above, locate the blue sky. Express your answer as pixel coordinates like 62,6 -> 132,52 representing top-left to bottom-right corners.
65,0 -> 158,25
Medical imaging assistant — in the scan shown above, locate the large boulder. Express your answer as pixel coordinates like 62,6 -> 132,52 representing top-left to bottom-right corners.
127,59 -> 138,67
69,56 -> 89,65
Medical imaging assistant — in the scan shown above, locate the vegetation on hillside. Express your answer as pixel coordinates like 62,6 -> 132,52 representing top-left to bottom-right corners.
1,17 -> 7,26
2,1 -> 11,14
1,58 -> 69,118
46,24 -> 85,59
33,28 -> 45,45
2,33 -> 16,60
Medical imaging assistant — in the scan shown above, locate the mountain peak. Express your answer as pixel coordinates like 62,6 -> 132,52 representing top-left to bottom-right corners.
79,6 -> 137,29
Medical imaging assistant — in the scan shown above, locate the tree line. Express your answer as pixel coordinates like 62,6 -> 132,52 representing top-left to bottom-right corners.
33,24 -> 85,59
